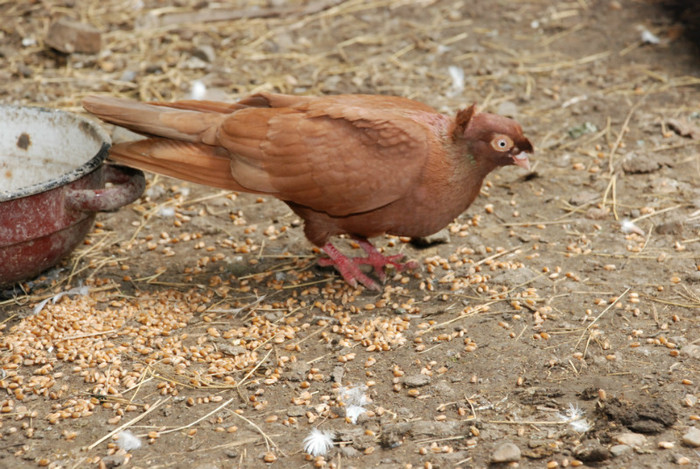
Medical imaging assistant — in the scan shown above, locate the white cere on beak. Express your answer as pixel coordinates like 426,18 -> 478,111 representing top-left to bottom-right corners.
513,151 -> 530,170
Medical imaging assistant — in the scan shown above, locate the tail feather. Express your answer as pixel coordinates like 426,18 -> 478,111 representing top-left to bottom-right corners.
83,95 -> 222,143
83,95 -> 251,190
109,138 -> 249,192
149,99 -> 246,114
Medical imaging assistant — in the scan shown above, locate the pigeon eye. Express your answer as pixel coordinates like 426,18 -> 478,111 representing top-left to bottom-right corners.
490,135 -> 513,152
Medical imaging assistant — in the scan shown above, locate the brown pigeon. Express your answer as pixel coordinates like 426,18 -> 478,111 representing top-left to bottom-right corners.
83,92 -> 532,289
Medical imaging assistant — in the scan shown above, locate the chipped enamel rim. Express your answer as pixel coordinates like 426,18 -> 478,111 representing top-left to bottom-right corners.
0,105 -> 111,202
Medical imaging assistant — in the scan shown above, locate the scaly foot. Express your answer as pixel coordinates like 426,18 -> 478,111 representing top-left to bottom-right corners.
318,242 -> 380,290
318,239 -> 417,289
354,238 -> 417,282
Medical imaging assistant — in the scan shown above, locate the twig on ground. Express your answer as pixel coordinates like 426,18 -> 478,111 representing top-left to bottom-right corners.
87,397 -> 171,450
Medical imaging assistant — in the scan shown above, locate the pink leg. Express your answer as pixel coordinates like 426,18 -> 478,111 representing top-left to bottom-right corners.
318,242 -> 380,290
354,238 -> 418,282
317,239 -> 417,289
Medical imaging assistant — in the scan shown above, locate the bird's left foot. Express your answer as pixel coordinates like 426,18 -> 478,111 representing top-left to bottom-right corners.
354,238 -> 417,282
318,239 -> 417,289
319,242 -> 381,290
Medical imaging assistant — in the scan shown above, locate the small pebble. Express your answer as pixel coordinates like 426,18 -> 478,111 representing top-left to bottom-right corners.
681,344 -> 700,360
411,229 -> 451,247
491,441 -> 521,463
402,374 -> 431,388
609,444 -> 632,457
573,441 -> 610,462
101,451 -> 127,468
191,44 -> 216,63
682,394 -> 697,408
681,426 -> 700,447
45,17 -> 101,54
614,432 -> 647,448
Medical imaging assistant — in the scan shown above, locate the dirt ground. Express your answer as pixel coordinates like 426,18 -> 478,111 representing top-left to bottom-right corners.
2,0 -> 700,468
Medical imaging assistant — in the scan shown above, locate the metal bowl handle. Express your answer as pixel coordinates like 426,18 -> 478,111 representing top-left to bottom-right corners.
66,165 -> 145,212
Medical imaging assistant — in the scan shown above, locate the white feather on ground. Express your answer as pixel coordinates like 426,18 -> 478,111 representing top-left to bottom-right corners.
303,428 -> 335,457
116,430 -> 142,451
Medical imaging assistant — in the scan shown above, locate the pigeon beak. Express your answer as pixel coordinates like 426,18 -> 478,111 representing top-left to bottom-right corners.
513,151 -> 530,170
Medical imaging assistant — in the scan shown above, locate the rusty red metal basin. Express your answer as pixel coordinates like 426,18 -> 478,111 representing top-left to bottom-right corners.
0,105 -> 145,287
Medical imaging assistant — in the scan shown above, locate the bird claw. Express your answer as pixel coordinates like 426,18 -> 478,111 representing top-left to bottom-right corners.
353,253 -> 415,282
354,238 -> 417,282
317,253 -> 380,290
319,240 -> 417,289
